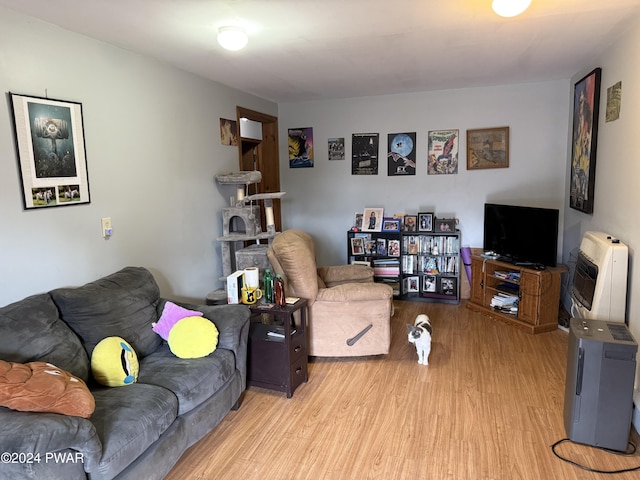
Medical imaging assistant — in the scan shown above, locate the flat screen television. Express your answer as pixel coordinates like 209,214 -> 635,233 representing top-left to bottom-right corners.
483,203 -> 559,267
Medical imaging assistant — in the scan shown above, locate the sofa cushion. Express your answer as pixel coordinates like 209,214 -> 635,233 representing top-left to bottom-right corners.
138,343 -> 235,415
167,316 -> 219,359
91,337 -> 139,387
0,360 -> 95,418
88,383 -> 178,480
153,301 -> 203,341
50,267 -> 162,358
0,293 -> 90,382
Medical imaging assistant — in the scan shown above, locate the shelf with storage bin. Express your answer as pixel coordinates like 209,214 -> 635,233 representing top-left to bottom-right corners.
347,229 -> 461,304
399,231 -> 461,304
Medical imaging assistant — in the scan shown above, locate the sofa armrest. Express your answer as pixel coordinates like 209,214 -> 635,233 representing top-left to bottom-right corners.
317,264 -> 374,287
0,407 -> 102,472
316,282 -> 393,302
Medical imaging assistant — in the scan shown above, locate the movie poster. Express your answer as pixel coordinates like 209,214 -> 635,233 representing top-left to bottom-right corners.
352,133 -> 379,175
328,137 -> 345,160
428,129 -> 459,175
288,127 -> 313,168
387,132 -> 416,176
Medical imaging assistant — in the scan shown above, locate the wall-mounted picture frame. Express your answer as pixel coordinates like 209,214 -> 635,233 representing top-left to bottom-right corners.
9,92 -> 90,210
466,126 -> 509,170
362,207 -> 384,232
434,218 -> 456,233
382,217 -> 401,232
403,215 -> 417,232
570,67 -> 602,214
418,212 -> 433,232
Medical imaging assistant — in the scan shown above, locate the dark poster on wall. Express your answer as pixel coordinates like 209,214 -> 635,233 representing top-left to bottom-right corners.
387,132 -> 416,176
352,133 -> 379,175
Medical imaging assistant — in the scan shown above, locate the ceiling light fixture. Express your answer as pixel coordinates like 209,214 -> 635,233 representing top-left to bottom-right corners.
492,0 -> 531,17
217,26 -> 248,51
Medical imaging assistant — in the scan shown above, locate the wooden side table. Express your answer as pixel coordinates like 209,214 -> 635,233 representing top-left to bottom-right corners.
247,299 -> 308,398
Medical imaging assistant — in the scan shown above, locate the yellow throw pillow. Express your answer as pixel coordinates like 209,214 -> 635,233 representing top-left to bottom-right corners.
91,337 -> 139,387
167,316 -> 219,359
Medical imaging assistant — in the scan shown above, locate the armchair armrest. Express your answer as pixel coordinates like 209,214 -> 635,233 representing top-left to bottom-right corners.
316,282 -> 393,302
317,264 -> 374,287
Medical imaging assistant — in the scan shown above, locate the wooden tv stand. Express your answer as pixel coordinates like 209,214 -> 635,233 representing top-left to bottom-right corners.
466,255 -> 567,334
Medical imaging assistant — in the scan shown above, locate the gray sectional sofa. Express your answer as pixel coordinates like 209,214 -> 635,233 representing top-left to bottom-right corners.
0,266 -> 250,480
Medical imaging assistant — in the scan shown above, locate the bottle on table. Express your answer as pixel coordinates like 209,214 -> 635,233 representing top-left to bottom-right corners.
275,274 -> 286,307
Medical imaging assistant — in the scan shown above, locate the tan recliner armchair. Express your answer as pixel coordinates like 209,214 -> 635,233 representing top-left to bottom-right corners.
267,230 -> 393,357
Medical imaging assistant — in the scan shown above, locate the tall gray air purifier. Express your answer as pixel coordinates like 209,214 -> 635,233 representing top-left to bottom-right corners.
564,318 -> 637,452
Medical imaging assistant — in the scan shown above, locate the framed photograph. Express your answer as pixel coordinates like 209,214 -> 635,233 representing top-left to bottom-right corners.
466,126 -> 509,170
350,237 -> 365,256
434,218 -> 456,233
404,276 -> 419,293
388,239 -> 400,257
9,92 -> 90,210
441,276 -> 457,296
403,215 -> 417,232
328,137 -> 345,160
570,67 -> 602,214
353,212 -> 363,230
423,274 -> 437,293
418,212 -> 433,232
382,217 -> 401,232
362,207 -> 384,232
376,238 -> 388,256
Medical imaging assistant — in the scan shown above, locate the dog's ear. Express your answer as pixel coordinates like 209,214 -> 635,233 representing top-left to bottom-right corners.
406,324 -> 415,334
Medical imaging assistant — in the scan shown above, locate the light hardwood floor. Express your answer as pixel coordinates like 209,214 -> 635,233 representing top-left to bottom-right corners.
165,301 -> 640,480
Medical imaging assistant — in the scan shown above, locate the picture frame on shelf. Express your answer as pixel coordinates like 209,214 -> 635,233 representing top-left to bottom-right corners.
362,207 -> 384,232
570,67 -> 601,214
388,239 -> 400,257
418,212 -> 433,232
353,212 -> 363,230
434,218 -> 456,233
376,238 -> 388,256
403,215 -> 417,232
364,239 -> 377,255
350,237 -> 365,256
404,276 -> 419,293
441,276 -> 457,296
9,92 -> 91,210
382,217 -> 401,232
466,126 -> 509,170
423,274 -> 437,293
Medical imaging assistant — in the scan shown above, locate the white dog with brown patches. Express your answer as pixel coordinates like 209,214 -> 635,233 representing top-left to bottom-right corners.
407,314 -> 432,365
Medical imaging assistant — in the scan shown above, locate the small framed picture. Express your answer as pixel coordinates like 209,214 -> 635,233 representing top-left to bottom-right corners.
350,237 -> 365,256
434,218 -> 456,233
362,207 -> 384,232
423,274 -> 437,293
376,238 -> 388,256
388,239 -> 400,257
441,276 -> 457,296
364,239 -> 377,255
382,217 -> 401,232
403,215 -> 417,232
404,276 -> 419,293
353,212 -> 363,230
418,212 -> 434,232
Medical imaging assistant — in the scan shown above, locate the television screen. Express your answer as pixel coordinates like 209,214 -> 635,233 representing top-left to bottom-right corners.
483,203 -> 559,267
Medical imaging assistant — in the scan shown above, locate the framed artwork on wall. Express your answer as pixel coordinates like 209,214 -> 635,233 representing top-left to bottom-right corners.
466,126 -> 509,170
9,92 -> 90,210
570,67 -> 602,214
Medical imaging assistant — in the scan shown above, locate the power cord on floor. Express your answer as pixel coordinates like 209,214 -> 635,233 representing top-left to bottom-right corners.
551,438 -> 640,474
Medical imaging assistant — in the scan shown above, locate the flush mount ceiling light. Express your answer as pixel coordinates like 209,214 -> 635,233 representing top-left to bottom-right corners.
217,26 -> 248,51
492,0 -> 531,17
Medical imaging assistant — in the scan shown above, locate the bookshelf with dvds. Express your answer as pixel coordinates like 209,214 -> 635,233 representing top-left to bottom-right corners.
466,255 -> 566,334
347,230 -> 461,304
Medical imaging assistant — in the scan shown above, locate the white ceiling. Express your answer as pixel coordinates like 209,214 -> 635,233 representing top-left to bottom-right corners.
2,0 -> 640,103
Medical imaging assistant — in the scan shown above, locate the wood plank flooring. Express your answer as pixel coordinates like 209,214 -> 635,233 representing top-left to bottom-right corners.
165,301 -> 640,480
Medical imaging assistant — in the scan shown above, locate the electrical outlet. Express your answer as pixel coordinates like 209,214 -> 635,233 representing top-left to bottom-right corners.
101,217 -> 113,238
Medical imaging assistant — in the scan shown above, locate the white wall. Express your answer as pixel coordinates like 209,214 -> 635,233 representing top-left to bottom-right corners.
562,17 -> 640,388
0,7 -> 276,306
278,81 -> 570,268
